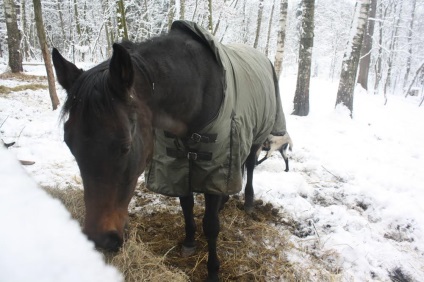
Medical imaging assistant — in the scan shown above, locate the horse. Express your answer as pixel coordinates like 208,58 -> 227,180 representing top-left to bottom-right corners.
52,21 -> 286,281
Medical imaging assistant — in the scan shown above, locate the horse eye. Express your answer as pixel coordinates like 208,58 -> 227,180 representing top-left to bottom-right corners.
120,144 -> 131,155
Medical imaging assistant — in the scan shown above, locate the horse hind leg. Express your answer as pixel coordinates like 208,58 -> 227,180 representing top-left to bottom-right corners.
203,193 -> 223,282
179,194 -> 197,257
280,144 -> 289,172
244,144 -> 261,213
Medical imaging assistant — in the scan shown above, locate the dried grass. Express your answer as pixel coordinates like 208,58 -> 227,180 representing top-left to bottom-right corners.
0,71 -> 46,81
44,184 -> 334,281
0,72 -> 48,95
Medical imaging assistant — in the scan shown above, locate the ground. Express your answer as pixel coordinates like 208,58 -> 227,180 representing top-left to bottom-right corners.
1,64 -> 423,281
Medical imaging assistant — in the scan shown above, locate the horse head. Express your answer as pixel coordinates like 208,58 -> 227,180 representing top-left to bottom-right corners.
52,44 -> 153,251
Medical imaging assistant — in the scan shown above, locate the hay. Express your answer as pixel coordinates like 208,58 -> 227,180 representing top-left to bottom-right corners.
0,72 -> 46,81
44,187 -> 188,282
44,184 -> 335,281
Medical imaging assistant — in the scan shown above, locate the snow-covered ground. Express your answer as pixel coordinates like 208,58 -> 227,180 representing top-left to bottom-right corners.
1,63 -> 423,281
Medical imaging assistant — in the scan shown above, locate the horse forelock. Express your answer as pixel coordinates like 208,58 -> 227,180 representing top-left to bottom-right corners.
60,61 -> 123,123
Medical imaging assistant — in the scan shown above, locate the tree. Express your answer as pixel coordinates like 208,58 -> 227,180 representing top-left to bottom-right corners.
292,0 -> 315,116
3,0 -> 22,73
357,0 -> 376,90
116,0 -> 128,40
383,0 -> 403,102
335,0 -> 370,116
253,0 -> 264,49
264,0 -> 275,56
403,0 -> 417,89
33,0 -> 60,110
274,0 -> 288,79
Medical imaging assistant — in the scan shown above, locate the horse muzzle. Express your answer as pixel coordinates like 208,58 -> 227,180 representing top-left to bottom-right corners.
87,230 -> 124,252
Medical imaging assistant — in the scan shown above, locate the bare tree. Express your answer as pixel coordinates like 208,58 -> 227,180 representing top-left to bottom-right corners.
274,0 -> 288,78
116,0 -> 128,40
253,0 -> 264,49
335,0 -> 370,116
383,0 -> 403,102
180,0 -> 185,20
404,61 -> 424,98
3,0 -> 23,72
292,0 -> 315,116
264,0 -> 275,56
357,0 -> 376,90
403,0 -> 417,89
208,0 -> 213,32
33,0 -> 60,110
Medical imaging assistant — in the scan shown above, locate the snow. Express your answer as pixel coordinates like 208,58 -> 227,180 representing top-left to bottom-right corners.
1,63 -> 424,281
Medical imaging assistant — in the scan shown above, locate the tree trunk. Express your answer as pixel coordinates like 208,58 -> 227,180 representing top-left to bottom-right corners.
264,0 -> 275,56
373,2 -> 385,95
253,0 -> 264,49
3,0 -> 23,73
116,0 -> 128,40
292,0 -> 315,116
357,0 -> 376,90
403,0 -> 417,89
180,0 -> 185,20
383,1 -> 403,102
208,0 -> 213,33
168,0 -> 176,31
274,0 -> 288,79
57,0 -> 67,47
335,0 -> 370,117
404,61 -> 424,98
33,0 -> 60,110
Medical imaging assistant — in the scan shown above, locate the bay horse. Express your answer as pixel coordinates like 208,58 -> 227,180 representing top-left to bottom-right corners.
53,21 -> 286,281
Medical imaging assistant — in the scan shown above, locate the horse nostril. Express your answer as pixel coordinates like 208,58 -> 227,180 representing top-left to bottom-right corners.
98,231 -> 123,252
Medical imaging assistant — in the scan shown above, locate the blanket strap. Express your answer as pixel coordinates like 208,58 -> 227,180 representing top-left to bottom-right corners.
166,148 -> 212,161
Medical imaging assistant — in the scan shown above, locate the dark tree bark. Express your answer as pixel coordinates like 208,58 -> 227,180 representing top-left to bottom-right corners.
292,0 -> 315,116
3,0 -> 23,73
33,0 -> 60,110
264,0 -> 275,56
336,0 -> 370,117
357,0 -> 376,90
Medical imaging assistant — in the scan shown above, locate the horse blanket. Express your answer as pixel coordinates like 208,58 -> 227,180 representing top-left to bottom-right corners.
146,20 -> 286,197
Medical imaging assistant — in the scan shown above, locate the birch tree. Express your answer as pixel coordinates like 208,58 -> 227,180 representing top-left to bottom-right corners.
335,0 -> 370,116
273,0 -> 288,78
292,0 -> 315,116
3,0 -> 22,72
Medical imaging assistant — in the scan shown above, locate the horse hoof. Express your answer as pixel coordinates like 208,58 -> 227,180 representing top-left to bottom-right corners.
181,245 -> 196,257
206,274 -> 219,282
244,205 -> 254,214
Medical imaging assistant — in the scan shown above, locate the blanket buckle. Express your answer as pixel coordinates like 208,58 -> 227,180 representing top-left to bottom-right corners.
187,152 -> 198,160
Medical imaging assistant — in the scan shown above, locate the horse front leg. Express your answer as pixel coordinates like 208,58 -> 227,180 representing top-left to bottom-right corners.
179,194 -> 197,257
203,193 -> 222,282
244,144 -> 261,213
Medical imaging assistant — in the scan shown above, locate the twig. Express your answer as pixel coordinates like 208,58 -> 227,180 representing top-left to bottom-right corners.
321,166 -> 345,183
0,116 -> 9,128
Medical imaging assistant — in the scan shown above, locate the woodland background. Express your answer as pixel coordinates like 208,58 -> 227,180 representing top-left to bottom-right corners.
1,0 -> 424,111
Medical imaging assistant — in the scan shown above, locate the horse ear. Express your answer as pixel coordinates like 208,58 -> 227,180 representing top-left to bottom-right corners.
109,43 -> 134,91
52,48 -> 83,91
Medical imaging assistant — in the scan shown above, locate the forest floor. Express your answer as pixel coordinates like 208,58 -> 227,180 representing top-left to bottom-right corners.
1,65 -> 424,281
